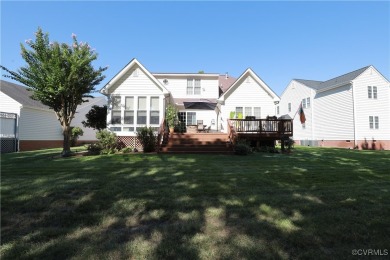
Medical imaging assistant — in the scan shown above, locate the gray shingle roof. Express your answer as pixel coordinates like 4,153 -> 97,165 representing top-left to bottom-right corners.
294,79 -> 323,89
295,66 -> 370,91
0,80 -> 50,110
316,66 -> 370,90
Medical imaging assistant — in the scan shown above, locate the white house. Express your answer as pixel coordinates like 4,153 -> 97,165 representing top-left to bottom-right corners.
279,65 -> 390,150
99,59 -> 279,146
0,80 -> 106,152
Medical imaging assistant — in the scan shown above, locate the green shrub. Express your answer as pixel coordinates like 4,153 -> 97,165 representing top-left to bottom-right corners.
85,143 -> 102,155
234,140 -> 252,155
136,127 -> 157,153
122,147 -> 133,154
96,130 -> 118,154
70,127 -> 84,147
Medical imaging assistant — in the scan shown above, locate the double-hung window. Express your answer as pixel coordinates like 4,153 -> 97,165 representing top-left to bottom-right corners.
150,97 -> 160,124
187,79 -> 201,95
302,98 -> 307,109
187,79 -> 193,95
368,86 -> 377,99
306,97 -> 311,108
235,107 -> 243,119
111,96 -> 121,124
194,79 -> 201,95
124,97 -> 134,124
245,107 -> 252,117
186,112 -> 196,125
369,116 -> 379,129
254,107 -> 261,119
137,96 -> 147,124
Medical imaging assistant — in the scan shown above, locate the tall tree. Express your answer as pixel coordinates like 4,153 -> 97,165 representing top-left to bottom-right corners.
1,28 -> 107,156
82,105 -> 107,131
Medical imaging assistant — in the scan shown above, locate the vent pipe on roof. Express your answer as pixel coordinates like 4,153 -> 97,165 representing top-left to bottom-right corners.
225,72 -> 228,79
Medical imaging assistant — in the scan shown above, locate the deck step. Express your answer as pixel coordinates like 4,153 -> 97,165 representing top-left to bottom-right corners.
160,133 -> 232,154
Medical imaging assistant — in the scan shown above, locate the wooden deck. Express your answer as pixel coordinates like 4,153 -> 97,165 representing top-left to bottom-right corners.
228,118 -> 293,143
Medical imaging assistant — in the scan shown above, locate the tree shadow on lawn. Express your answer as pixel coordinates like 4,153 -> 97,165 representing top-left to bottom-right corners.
1,149 -> 390,259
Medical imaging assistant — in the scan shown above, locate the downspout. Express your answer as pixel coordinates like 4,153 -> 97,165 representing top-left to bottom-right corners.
351,81 -> 357,148
310,89 -> 314,144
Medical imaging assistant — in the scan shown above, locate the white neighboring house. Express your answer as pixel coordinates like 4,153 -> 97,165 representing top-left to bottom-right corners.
279,65 -> 390,150
0,80 -> 106,152
99,59 -> 279,147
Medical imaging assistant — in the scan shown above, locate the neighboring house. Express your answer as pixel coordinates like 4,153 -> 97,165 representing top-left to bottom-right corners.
100,58 -> 279,146
279,65 -> 390,150
0,80 -> 106,152
70,96 -> 107,143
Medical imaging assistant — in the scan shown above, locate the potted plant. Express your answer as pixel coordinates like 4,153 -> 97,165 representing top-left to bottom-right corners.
165,104 -> 177,133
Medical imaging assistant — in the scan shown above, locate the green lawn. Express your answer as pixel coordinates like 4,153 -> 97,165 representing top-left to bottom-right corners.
1,147 -> 390,259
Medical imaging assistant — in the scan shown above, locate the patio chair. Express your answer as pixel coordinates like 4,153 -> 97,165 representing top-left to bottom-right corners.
197,120 -> 204,132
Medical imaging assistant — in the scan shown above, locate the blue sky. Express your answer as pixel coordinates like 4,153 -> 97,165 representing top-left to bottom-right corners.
1,1 -> 389,96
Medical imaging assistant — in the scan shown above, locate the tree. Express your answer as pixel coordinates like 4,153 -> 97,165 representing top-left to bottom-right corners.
82,105 -> 107,131
0,28 -> 107,156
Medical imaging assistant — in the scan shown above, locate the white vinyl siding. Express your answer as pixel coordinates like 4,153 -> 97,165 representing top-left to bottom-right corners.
314,84 -> 354,140
279,80 -> 314,141
155,76 -> 219,99
0,91 -> 21,115
353,68 -> 390,141
220,75 -> 277,133
105,64 -> 165,136
19,107 -> 62,140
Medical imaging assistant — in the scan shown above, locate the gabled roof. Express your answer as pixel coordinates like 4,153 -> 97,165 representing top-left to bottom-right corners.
293,66 -> 372,92
0,80 -> 50,111
218,68 -> 279,102
294,79 -> 322,89
100,58 -> 170,95
315,66 -> 370,91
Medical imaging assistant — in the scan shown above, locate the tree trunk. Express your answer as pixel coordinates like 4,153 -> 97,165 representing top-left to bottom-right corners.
62,125 -> 72,157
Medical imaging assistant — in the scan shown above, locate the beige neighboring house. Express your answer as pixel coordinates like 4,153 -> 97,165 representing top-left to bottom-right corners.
0,80 -> 106,152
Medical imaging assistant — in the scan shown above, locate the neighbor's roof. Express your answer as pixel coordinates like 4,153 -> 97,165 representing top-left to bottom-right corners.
294,79 -> 322,89
218,75 -> 237,93
315,66 -> 370,91
0,80 -> 50,110
294,66 -> 370,91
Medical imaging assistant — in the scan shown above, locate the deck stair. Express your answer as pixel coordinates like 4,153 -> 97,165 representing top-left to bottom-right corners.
160,133 -> 232,154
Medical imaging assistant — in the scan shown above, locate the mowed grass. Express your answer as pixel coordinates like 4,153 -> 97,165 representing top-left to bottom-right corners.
1,147 -> 390,259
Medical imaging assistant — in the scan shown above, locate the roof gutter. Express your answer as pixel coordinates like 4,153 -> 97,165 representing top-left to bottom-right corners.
316,81 -> 352,93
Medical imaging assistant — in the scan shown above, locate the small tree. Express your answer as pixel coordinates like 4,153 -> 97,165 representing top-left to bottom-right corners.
0,28 -> 107,156
96,130 -> 118,154
136,127 -> 157,153
70,127 -> 84,147
82,105 -> 107,131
